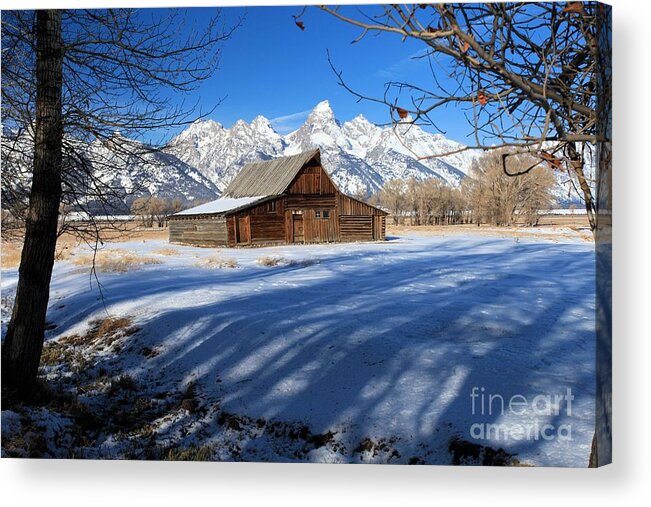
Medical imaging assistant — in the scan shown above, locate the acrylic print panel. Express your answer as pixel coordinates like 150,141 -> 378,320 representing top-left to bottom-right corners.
1,2 -> 611,467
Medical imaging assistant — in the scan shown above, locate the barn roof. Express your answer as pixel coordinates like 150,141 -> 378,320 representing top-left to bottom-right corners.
171,195 -> 270,217
223,149 -> 321,198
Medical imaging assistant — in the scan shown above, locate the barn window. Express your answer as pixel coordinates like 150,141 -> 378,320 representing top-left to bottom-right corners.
315,211 -> 321,218
267,201 -> 276,213
323,210 -> 330,219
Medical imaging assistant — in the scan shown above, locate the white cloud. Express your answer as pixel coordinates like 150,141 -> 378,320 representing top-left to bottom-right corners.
376,48 -> 431,79
270,109 -> 312,134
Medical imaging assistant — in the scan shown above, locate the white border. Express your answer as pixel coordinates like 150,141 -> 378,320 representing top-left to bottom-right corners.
1,1 -> 649,505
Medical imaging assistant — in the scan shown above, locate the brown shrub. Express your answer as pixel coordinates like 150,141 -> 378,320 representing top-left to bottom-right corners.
256,256 -> 286,267
72,249 -> 161,272
153,248 -> 179,256
196,256 -> 239,269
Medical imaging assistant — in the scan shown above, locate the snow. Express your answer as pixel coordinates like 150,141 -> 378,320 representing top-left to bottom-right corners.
547,208 -> 589,215
173,195 -> 270,216
0,231 -> 595,465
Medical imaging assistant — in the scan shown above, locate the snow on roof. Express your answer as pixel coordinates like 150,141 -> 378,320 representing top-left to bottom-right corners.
172,196 -> 270,217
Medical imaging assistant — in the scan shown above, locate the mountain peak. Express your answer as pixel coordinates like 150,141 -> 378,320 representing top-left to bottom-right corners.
252,115 -> 271,126
308,100 -> 337,124
349,114 -> 373,127
314,99 -> 332,112
251,115 -> 275,133
185,119 -> 224,135
232,119 -> 248,129
193,118 -> 222,128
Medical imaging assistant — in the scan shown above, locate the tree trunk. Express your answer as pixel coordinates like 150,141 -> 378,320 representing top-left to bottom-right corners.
590,3 -> 612,468
2,10 -> 64,398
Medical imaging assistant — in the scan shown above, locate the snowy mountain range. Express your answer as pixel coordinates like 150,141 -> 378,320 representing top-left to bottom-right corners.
87,133 -> 221,205
4,100 -> 583,210
167,100 -> 480,197
1,131 -> 221,213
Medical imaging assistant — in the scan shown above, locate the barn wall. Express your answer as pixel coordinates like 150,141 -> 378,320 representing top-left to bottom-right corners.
250,214 -> 285,245
338,194 -> 384,216
303,209 -> 338,243
226,216 -> 236,247
338,194 -> 386,242
229,197 -> 287,245
169,217 -> 228,247
372,215 -> 387,241
287,164 -> 337,195
286,194 -> 336,209
339,215 -> 373,242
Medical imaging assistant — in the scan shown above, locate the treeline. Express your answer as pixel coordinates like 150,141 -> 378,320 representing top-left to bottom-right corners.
370,150 -> 557,227
130,197 -> 184,228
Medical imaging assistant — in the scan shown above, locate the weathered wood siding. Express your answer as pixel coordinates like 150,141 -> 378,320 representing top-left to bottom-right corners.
288,164 -> 337,195
286,194 -> 336,209
337,194 -> 386,242
338,194 -> 384,216
372,215 -> 386,241
339,215 -> 373,242
227,197 -> 287,246
249,214 -> 285,245
303,209 -> 338,243
226,216 -> 236,247
169,216 -> 228,247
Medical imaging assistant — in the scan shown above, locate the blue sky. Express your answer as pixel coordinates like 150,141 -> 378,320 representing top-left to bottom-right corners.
155,5 -> 473,143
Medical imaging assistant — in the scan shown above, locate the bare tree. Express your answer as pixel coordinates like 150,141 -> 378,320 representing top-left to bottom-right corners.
373,177 -> 466,227
131,197 -> 184,228
150,198 -> 171,228
463,149 -> 555,226
315,2 -> 609,232
371,178 -> 408,225
131,196 -> 155,228
1,8 -> 237,398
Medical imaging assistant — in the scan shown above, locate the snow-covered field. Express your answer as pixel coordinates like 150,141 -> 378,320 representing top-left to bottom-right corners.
1,230 -> 596,466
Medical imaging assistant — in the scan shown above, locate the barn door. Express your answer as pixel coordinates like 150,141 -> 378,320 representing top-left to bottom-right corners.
292,213 -> 304,243
236,215 -> 250,244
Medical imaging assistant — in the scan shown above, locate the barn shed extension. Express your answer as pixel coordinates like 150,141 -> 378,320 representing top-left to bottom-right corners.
168,149 -> 387,247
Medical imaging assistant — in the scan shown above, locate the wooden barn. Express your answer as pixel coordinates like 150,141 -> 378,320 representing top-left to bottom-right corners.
168,149 -> 387,247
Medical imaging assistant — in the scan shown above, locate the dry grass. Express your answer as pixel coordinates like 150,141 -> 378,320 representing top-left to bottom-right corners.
195,255 -> 239,269
257,256 -> 286,267
257,256 -> 319,268
3,237 -> 80,268
153,247 -> 180,256
72,249 -> 161,272
165,445 -> 214,461
1,241 -> 22,268
2,223 -> 170,269
107,374 -> 139,396
41,316 -> 139,370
